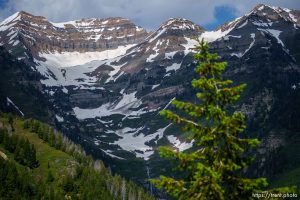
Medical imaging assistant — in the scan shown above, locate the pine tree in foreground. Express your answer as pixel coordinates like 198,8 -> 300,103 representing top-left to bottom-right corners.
151,39 -> 293,200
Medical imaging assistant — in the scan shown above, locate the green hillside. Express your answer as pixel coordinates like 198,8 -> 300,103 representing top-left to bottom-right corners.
0,113 -> 155,200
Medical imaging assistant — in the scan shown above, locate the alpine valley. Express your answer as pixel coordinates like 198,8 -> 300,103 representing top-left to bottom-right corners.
1,3 -> 300,193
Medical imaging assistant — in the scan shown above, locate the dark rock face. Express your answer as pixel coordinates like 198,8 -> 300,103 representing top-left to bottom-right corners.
0,47 -> 53,121
0,4 -> 300,190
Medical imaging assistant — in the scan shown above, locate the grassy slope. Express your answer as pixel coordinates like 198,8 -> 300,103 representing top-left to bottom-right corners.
0,118 -> 76,193
0,117 -> 155,200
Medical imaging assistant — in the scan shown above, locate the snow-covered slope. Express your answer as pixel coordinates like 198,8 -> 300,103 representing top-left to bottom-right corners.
35,44 -> 135,87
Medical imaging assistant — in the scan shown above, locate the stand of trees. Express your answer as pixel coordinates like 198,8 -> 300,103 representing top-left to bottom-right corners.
0,156 -> 36,199
0,128 -> 38,168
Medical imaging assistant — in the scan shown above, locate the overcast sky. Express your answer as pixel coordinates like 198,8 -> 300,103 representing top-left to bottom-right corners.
0,0 -> 299,30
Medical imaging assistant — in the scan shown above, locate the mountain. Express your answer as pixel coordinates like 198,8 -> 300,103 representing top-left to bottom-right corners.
0,3 -> 299,191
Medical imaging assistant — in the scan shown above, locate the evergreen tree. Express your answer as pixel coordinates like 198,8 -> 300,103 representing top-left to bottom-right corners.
42,129 -> 49,142
3,160 -> 19,197
48,186 -> 55,200
151,40 -> 292,200
29,144 -> 37,168
4,134 -> 18,152
62,175 -> 74,192
46,170 -> 55,183
55,134 -> 63,150
7,114 -> 14,132
32,120 -> 40,133
49,131 -> 56,147
14,143 -> 24,165
24,139 -> 31,166
23,120 -> 29,129
0,128 -> 6,143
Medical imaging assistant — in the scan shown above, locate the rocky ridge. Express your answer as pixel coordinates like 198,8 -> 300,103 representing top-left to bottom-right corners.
0,11 -> 148,60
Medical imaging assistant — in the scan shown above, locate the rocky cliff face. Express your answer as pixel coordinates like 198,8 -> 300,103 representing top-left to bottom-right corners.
0,11 -> 148,60
0,4 -> 300,189
0,46 -> 53,122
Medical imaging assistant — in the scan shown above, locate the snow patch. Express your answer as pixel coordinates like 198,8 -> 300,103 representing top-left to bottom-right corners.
55,115 -> 64,122
182,37 -> 198,55
200,28 -> 233,43
101,149 -> 125,160
258,5 -> 265,11
39,44 -> 135,68
146,40 -> 161,62
35,58 -> 102,87
162,97 -> 175,111
7,30 -> 15,37
114,92 -> 141,110
223,35 -> 242,40
148,28 -> 166,43
164,73 -> 171,78
164,51 -> 177,59
231,33 -> 255,58
119,88 -> 125,94
36,45 -> 133,87
50,20 -> 77,28
62,87 -> 68,94
105,61 -> 127,83
6,97 -> 24,117
165,62 -> 181,72
97,118 -> 112,124
289,13 -> 298,23
0,12 -> 21,25
73,91 -> 156,120
237,20 -> 248,29
167,135 -> 194,151
244,33 -> 255,55
12,40 -> 19,46
252,21 -> 273,27
258,29 -> 284,47
151,84 -> 160,90
146,52 -> 159,62
113,124 -> 171,160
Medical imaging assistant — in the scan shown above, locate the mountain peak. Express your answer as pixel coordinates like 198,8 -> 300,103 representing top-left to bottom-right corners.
250,4 -> 299,24
215,4 -> 299,34
252,3 -> 290,13
17,11 -> 35,17
161,17 -> 204,31
0,11 -> 47,25
144,17 -> 203,43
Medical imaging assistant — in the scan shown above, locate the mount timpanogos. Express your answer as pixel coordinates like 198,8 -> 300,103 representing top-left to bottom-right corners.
0,3 -> 300,186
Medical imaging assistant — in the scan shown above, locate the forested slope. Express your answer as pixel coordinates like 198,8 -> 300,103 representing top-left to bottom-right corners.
0,113 -> 155,200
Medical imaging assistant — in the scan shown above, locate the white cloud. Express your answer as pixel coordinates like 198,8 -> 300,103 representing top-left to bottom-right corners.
0,0 -> 299,30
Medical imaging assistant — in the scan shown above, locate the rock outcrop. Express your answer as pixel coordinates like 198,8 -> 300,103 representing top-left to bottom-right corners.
0,11 -> 148,58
